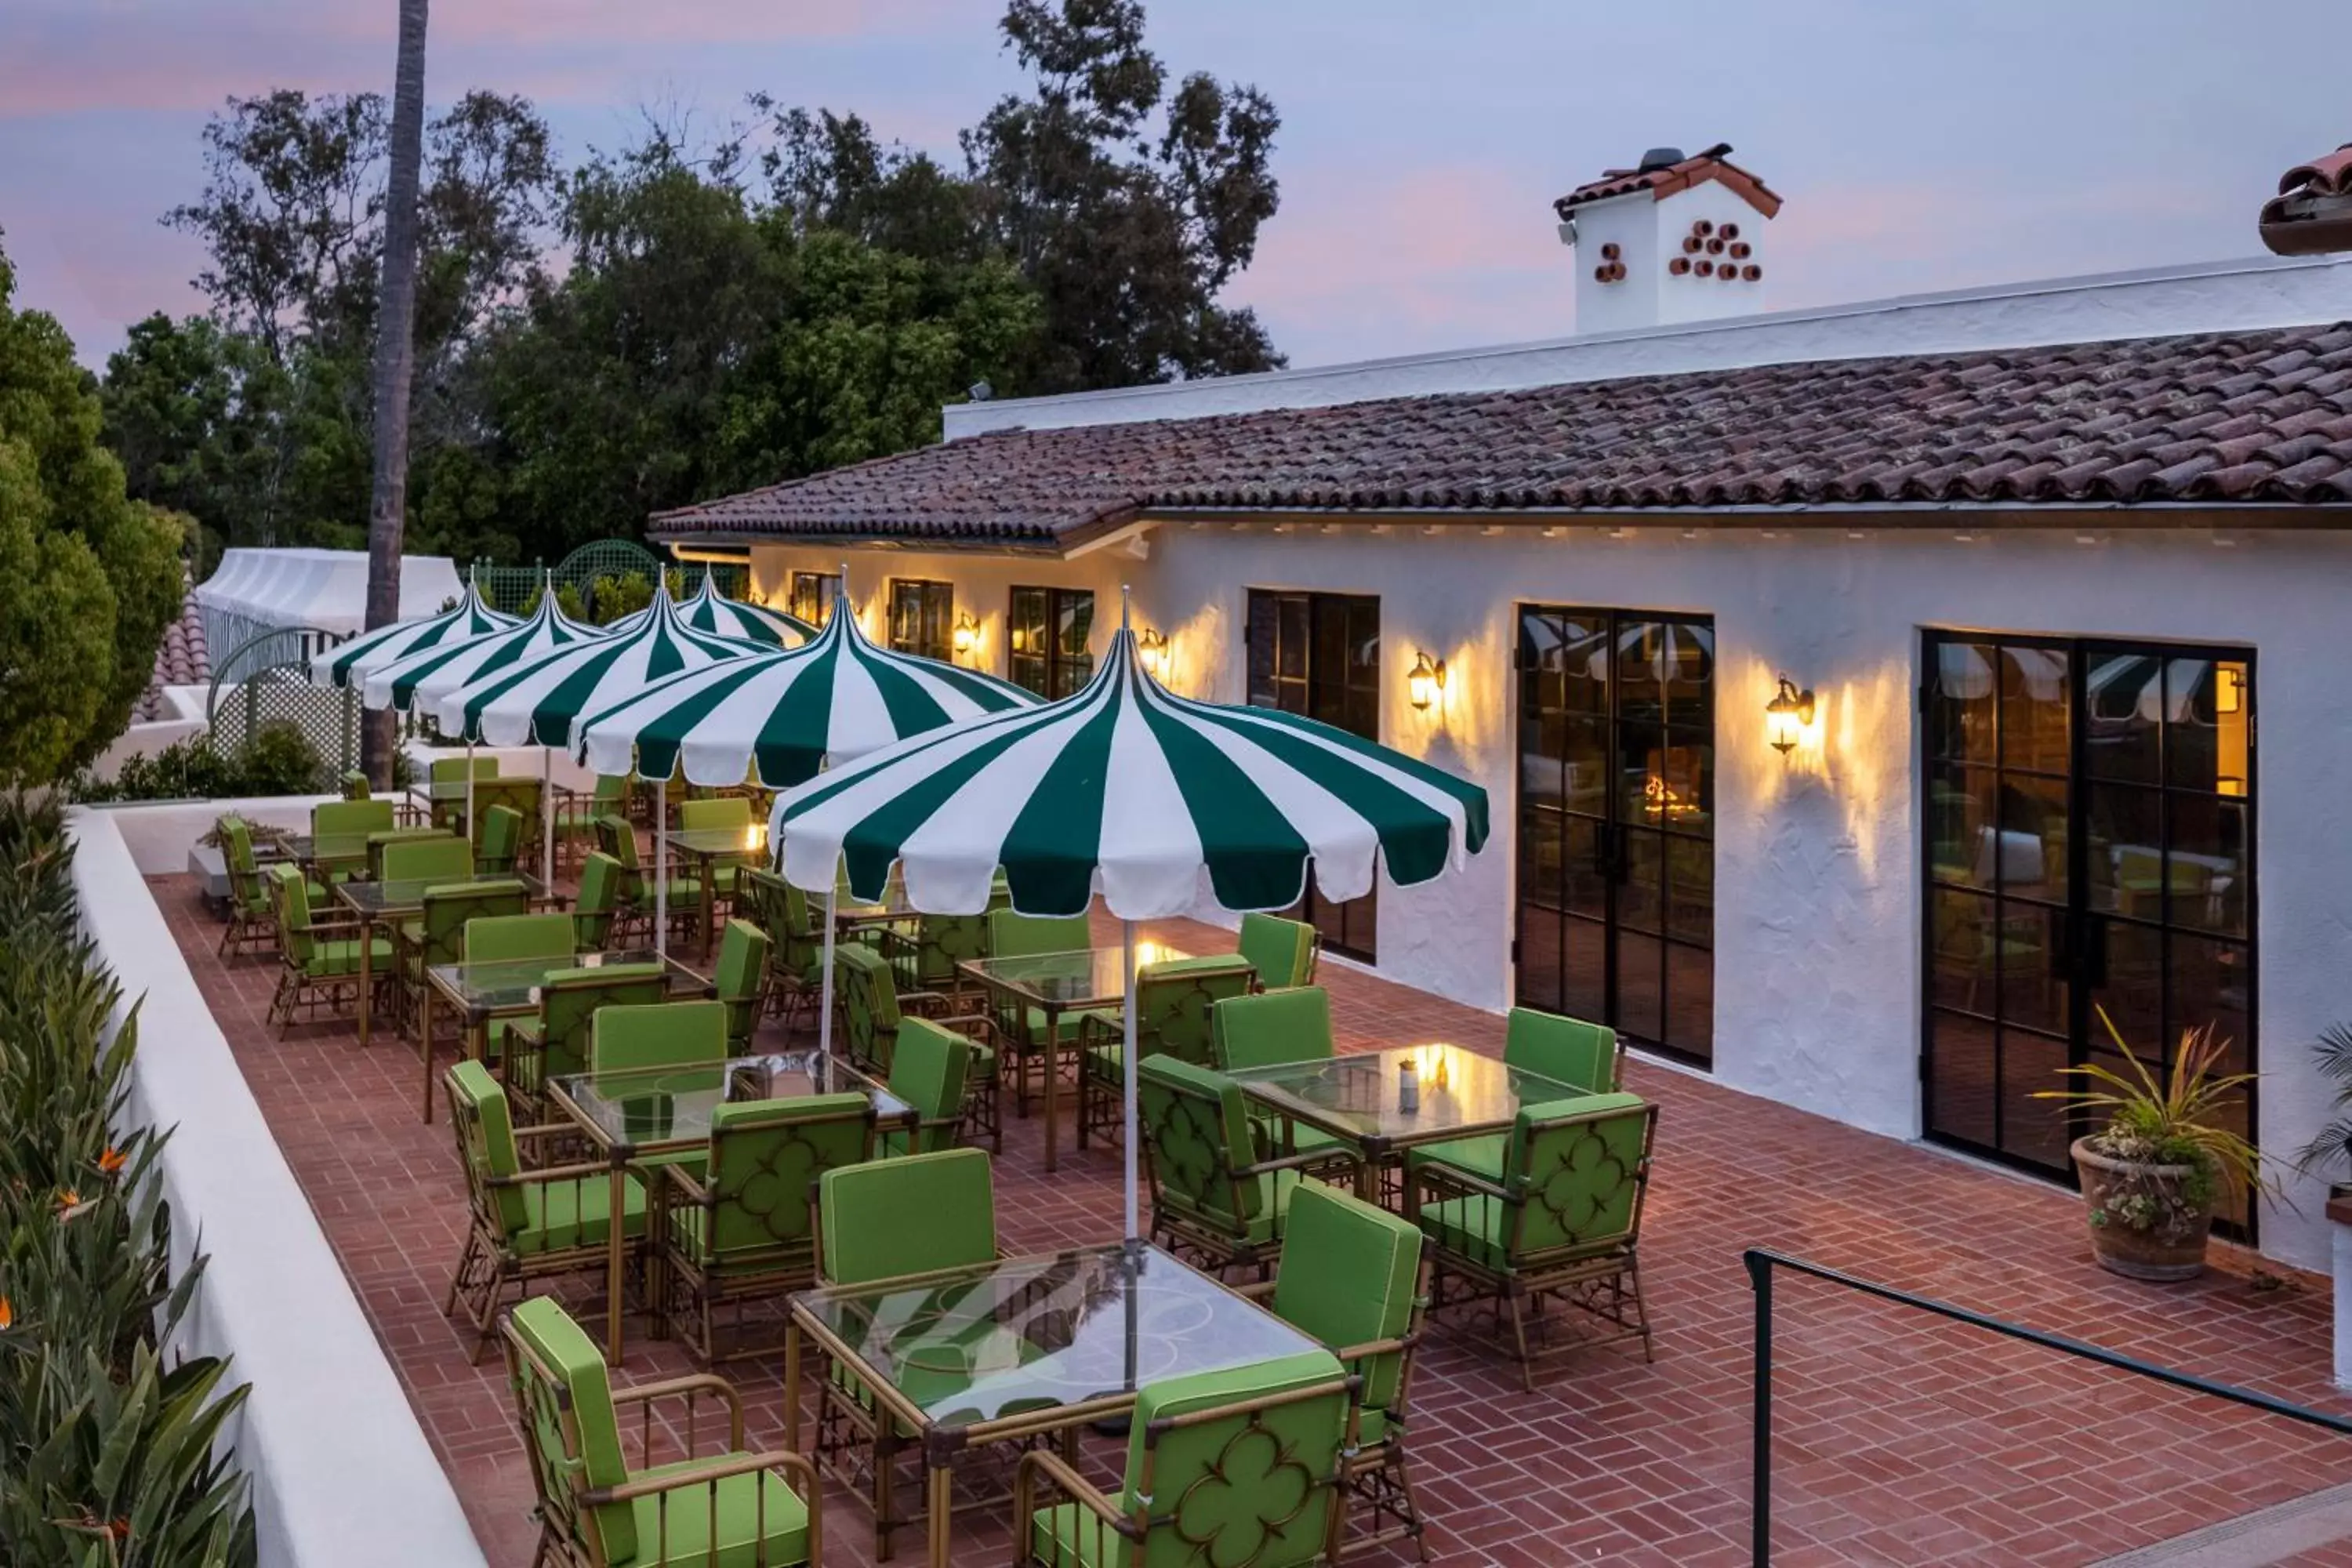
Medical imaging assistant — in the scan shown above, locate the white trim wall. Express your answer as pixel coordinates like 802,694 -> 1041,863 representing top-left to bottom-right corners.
68,806 -> 486,1568
749,523 -> 2352,1276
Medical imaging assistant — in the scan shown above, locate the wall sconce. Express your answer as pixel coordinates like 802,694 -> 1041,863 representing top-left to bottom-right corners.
951,612 -> 978,658
1407,650 -> 1447,711
1009,626 -> 1028,653
1765,674 -> 1816,755
1138,627 -> 1169,681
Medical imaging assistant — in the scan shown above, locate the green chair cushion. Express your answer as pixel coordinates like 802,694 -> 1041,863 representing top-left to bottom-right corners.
1159,1167 -> 1304,1246
517,1176 -> 647,1257
818,1148 -> 996,1285
1031,1502 -> 1130,1568
623,1459 -> 809,1568
1020,1005 -> 1112,1044
1405,1134 -> 1505,1184
305,936 -> 394,977
1417,1194 -> 1626,1275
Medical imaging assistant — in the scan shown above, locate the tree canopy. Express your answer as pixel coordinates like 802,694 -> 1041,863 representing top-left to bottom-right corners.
0,236 -> 186,786
91,0 -> 1280,570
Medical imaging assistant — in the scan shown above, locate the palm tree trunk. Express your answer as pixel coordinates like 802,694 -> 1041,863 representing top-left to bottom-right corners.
359,0 -> 430,787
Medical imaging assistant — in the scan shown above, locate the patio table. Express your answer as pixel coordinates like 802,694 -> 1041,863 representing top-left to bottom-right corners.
658,826 -> 768,958
1225,1040 -> 1588,1203
423,948 -> 709,1122
550,1051 -> 914,1365
956,942 -> 1192,1174
333,872 -> 554,1054
785,1239 -> 1322,1565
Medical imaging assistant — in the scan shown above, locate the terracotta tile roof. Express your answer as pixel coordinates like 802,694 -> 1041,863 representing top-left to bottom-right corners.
651,324 -> 2352,546
135,568 -> 208,721
2261,142 -> 2352,256
1555,142 -> 1784,220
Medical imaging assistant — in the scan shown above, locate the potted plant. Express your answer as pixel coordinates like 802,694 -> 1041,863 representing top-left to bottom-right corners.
2036,1011 -> 2266,1282
2294,1024 -> 2352,1195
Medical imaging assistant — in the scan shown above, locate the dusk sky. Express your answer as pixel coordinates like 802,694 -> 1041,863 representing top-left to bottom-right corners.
2,0 -> 2343,372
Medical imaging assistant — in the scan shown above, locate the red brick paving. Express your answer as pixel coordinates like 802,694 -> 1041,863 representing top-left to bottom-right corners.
147,872 -> 2352,1566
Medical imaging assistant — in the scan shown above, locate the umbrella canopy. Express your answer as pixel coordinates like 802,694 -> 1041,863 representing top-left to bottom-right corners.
612,568 -> 816,648
433,586 -> 760,747
776,626 -> 1490,918
306,576 -> 515,689
574,602 -> 1037,789
360,585 -> 602,714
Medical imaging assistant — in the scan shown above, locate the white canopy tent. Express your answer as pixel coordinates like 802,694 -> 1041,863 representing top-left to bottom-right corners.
193,549 -> 467,665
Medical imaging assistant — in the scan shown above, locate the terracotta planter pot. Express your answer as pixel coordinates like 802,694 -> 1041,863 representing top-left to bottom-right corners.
2071,1136 -> 2216,1282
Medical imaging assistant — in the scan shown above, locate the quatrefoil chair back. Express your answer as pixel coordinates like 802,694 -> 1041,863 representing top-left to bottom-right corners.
1408,1092 -> 1657,1392
1015,1348 -> 1355,1568
477,803 -> 524,877
1137,1055 -> 1359,1279
832,942 -> 907,1075
572,851 -> 626,951
1407,1007 -> 1625,1188
503,1295 -> 818,1567
1079,956 -> 1256,1149
1268,1181 -> 1428,1556
737,866 -> 824,1036
1237,910 -> 1320,992
664,1092 -> 874,1363
503,962 -> 670,1122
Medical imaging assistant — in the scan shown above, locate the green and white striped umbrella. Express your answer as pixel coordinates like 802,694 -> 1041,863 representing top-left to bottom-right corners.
359,585 -> 601,714
775,619 -> 1489,1242
776,626 -> 1490,920
307,576 -> 516,688
612,568 -> 816,648
433,586 -> 761,747
573,601 -> 1037,789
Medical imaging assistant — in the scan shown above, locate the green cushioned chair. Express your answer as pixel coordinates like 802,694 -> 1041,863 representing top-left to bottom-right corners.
593,997 -> 728,1077
817,1146 -> 998,1287
1410,1091 -> 1657,1392
881,1018 -> 973,1157
505,963 -> 672,1122
1210,987 -> 1357,1166
1078,956 -> 1256,1150
1261,1181 -> 1428,1557
600,811 -> 702,944
665,1093 -> 873,1363
503,1295 -> 819,1568
1406,1008 -> 1624,1186
737,866 -> 822,1036
1015,1348 -> 1354,1568
404,879 -> 530,1048
677,796 -> 753,899
372,828 -> 470,883
1239,910 -> 1320,992
263,863 -> 391,1036
216,816 -> 308,960
430,755 -> 501,782
714,918 -> 771,1053
459,912 -> 578,1066
339,768 -> 370,800
444,1062 -> 646,1363
574,851 -> 626,952
983,909 -> 1103,1119
1138,1055 -> 1357,1278
310,798 -> 396,880
838,943 -> 1000,1152
477,802 -> 525,877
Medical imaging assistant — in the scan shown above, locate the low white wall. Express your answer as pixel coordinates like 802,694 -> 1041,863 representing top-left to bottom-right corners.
89,685 -> 211,782
67,806 -> 486,1568
84,794 -> 333,877
402,736 -> 596,791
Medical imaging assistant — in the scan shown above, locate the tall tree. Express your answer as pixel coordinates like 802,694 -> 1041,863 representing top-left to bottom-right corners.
361,0 -> 430,786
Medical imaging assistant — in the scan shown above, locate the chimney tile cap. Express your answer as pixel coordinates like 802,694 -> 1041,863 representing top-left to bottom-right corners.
1555,141 -> 1784,222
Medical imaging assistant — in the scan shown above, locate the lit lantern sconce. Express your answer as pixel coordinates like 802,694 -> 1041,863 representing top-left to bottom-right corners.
1407,650 -> 1448,712
1138,627 -> 1170,682
1765,674 -> 1816,756
951,611 -> 979,659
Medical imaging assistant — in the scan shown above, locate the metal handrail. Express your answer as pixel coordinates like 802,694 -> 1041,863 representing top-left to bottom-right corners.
1744,1247 -> 2352,1563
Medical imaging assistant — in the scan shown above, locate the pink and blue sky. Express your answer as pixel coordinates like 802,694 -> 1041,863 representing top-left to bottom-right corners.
2,0 -> 2343,371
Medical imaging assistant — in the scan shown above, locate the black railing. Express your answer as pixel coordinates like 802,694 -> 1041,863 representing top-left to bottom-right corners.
1744,1247 -> 2352,1564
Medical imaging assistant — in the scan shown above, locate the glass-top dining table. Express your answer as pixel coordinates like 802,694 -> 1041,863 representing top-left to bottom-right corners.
548,1051 -> 915,1363
786,1239 -> 1322,1563
332,872 -> 554,1056
956,942 -> 1191,1172
658,826 -> 770,957
1224,1040 -> 1589,1202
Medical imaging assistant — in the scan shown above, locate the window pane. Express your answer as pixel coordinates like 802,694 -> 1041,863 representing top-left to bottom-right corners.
1664,620 -> 1713,729
2167,793 -> 2248,938
2085,652 -> 2161,782
1999,645 -> 2070,775
1247,593 -> 1279,707
2085,782 -> 2162,919
1927,641 -> 1998,765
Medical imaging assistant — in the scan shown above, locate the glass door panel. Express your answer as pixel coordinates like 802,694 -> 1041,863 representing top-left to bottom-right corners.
1247,590 -> 1380,960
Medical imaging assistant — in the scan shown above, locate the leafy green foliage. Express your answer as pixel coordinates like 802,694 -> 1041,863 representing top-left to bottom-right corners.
0,796 -> 258,1564
2034,1007 -> 2269,1214
0,240 -> 189,788
2294,1023 -> 2352,1181
69,723 -> 328,804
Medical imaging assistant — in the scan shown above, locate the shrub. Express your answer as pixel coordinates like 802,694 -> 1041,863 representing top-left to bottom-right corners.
0,794 -> 256,1564
69,722 -> 328,804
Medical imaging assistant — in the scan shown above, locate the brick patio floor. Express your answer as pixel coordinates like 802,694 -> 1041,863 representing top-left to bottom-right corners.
148,871 -> 2352,1566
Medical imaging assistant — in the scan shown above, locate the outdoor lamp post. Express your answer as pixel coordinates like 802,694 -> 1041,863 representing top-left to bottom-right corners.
1407,650 -> 1447,711
1766,675 -> 1816,754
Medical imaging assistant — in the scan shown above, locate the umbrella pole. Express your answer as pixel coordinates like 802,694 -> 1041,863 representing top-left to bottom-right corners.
1122,916 -> 1140,1245
541,745 -> 554,884
465,739 -> 476,848
818,884 -> 839,1060
655,779 -> 668,960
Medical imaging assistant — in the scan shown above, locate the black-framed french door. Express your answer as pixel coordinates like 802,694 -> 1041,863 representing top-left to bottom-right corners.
1922,632 -> 2257,1230
1515,607 -> 1715,1068
1246,589 -> 1381,961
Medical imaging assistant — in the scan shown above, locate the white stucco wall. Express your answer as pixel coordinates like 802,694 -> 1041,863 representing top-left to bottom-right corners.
67,806 -> 485,1568
777,521 -> 2352,1273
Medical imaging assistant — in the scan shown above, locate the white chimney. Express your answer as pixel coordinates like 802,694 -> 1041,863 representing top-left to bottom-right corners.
1555,142 -> 1783,334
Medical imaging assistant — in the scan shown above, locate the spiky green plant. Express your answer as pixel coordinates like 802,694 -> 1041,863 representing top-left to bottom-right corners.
2292,1023 -> 2352,1182
2034,1007 -> 2269,1215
